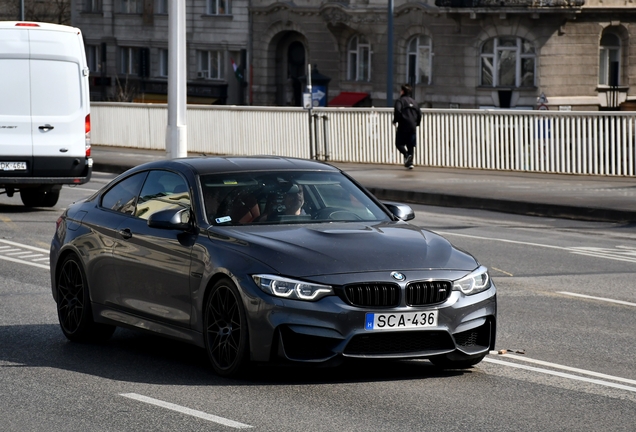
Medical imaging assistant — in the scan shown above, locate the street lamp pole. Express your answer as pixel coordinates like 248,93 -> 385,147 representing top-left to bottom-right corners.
20,0 -> 24,20
166,0 -> 188,159
386,0 -> 394,107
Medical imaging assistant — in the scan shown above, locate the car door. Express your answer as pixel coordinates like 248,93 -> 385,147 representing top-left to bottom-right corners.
112,169 -> 194,326
29,28 -> 88,177
86,171 -> 149,306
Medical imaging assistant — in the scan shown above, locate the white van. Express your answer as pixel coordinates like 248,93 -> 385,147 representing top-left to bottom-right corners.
0,21 -> 92,207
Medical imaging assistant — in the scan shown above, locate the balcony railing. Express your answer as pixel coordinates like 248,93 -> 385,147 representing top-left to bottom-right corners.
435,0 -> 585,7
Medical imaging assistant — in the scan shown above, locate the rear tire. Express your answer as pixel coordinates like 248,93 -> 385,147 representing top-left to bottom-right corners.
56,254 -> 115,342
203,278 -> 249,377
429,353 -> 486,369
20,186 -> 60,207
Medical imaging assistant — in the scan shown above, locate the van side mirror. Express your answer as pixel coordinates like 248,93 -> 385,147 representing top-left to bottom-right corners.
383,202 -> 415,221
147,207 -> 191,230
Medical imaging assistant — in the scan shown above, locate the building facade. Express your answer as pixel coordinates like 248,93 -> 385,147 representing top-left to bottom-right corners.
57,0 -> 636,109
251,0 -> 635,110
72,0 -> 249,104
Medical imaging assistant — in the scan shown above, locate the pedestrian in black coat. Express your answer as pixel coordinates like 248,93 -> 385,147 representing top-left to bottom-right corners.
393,84 -> 421,169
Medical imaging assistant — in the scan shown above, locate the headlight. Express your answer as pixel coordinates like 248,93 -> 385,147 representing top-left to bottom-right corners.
453,266 -> 491,295
252,274 -> 334,301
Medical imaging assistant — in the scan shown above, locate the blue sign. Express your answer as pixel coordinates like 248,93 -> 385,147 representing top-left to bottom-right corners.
312,85 -> 327,107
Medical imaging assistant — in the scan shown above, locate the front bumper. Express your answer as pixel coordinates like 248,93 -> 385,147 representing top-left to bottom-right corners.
241,273 -> 497,363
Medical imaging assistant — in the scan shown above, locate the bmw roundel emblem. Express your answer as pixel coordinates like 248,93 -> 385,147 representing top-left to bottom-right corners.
391,271 -> 405,281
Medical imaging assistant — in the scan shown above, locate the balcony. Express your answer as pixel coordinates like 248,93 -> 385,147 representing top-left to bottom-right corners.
435,0 -> 585,7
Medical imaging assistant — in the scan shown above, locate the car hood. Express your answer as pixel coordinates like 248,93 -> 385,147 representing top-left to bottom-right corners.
209,222 -> 478,278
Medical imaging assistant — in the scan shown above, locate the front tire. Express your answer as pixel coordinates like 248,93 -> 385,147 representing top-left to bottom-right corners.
204,278 -> 249,377
56,254 -> 115,342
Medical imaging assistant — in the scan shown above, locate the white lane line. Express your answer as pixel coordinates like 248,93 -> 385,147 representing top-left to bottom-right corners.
17,254 -> 45,259
558,291 -> 636,307
0,239 -> 49,253
0,254 -> 49,270
493,353 -> 636,386
64,186 -> 99,192
32,257 -> 50,262
437,231 -> 636,264
120,393 -> 253,429
484,358 -> 636,393
6,251 -> 35,256
0,249 -> 21,253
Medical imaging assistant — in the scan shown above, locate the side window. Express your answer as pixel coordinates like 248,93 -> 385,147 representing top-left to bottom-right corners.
101,172 -> 147,215
135,171 -> 191,220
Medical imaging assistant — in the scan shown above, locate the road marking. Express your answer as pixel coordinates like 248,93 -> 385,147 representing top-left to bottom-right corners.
0,215 -> 18,229
120,393 -> 253,429
437,231 -> 636,264
558,291 -> 636,307
64,186 -> 99,192
484,357 -> 636,393
0,239 -> 49,270
492,353 -> 636,386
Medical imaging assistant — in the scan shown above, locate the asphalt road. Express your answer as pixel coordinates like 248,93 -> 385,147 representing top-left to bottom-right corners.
1,173 -> 635,431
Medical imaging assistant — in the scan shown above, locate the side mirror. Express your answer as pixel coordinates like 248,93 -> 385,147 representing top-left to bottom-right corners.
147,207 -> 191,230
383,202 -> 415,221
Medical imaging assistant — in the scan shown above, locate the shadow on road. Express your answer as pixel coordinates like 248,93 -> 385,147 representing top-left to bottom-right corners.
0,324 -> 470,386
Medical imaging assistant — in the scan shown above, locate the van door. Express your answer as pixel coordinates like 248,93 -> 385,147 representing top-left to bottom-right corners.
29,29 -> 87,177
0,28 -> 32,166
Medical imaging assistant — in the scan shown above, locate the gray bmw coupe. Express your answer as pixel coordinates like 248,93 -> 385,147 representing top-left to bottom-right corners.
50,156 -> 496,376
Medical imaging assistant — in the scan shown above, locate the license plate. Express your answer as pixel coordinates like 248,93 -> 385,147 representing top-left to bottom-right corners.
365,311 -> 438,331
0,161 -> 26,171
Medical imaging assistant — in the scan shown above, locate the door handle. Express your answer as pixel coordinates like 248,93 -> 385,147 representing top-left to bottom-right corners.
118,228 -> 133,239
38,124 -> 54,131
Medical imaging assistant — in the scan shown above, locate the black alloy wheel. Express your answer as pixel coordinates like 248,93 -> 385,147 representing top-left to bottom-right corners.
56,254 -> 115,342
204,278 -> 249,377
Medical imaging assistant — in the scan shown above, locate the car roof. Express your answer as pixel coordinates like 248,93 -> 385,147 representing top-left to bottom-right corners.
159,155 -> 341,175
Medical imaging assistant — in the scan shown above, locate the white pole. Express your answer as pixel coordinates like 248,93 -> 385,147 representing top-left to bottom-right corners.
166,0 -> 187,159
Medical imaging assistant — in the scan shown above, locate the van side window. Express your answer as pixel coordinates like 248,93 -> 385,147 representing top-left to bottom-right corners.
101,172 -> 147,215
135,170 -> 191,220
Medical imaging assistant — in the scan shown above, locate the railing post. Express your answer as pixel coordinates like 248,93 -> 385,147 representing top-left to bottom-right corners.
322,114 -> 330,161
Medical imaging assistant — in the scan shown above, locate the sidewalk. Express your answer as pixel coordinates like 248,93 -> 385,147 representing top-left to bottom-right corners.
92,146 -> 636,224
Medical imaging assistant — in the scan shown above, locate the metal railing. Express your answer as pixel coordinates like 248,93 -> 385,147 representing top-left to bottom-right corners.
92,102 -> 636,176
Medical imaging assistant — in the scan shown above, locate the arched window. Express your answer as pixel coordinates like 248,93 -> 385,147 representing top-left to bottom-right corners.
599,32 -> 620,86
480,37 -> 535,88
406,35 -> 432,86
348,35 -> 371,81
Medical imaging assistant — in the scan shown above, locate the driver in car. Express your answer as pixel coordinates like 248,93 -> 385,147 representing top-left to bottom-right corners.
257,183 -> 306,222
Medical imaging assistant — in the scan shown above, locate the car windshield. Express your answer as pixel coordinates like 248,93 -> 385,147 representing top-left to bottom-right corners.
200,171 -> 391,226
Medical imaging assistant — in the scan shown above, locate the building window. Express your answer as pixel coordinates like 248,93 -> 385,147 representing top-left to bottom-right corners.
599,33 -> 620,86
156,0 -> 168,14
480,37 -> 535,88
159,49 -> 168,77
348,35 -> 371,82
197,50 -> 224,79
84,0 -> 101,12
120,47 -> 139,75
207,0 -> 231,15
120,0 -> 143,14
406,35 -> 432,86
86,45 -> 101,73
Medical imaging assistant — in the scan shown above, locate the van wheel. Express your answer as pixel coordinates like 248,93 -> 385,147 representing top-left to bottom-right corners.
20,186 -> 60,207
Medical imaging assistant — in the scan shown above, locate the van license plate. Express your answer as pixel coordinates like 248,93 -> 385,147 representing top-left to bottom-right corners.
365,311 -> 438,331
0,162 -> 27,171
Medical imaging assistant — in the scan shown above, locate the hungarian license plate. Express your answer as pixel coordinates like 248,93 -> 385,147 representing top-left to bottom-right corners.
0,161 -> 26,171
365,311 -> 438,331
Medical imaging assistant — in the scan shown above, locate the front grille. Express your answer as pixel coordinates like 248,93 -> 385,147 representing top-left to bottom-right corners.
344,331 -> 454,355
342,283 -> 400,307
406,281 -> 452,306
